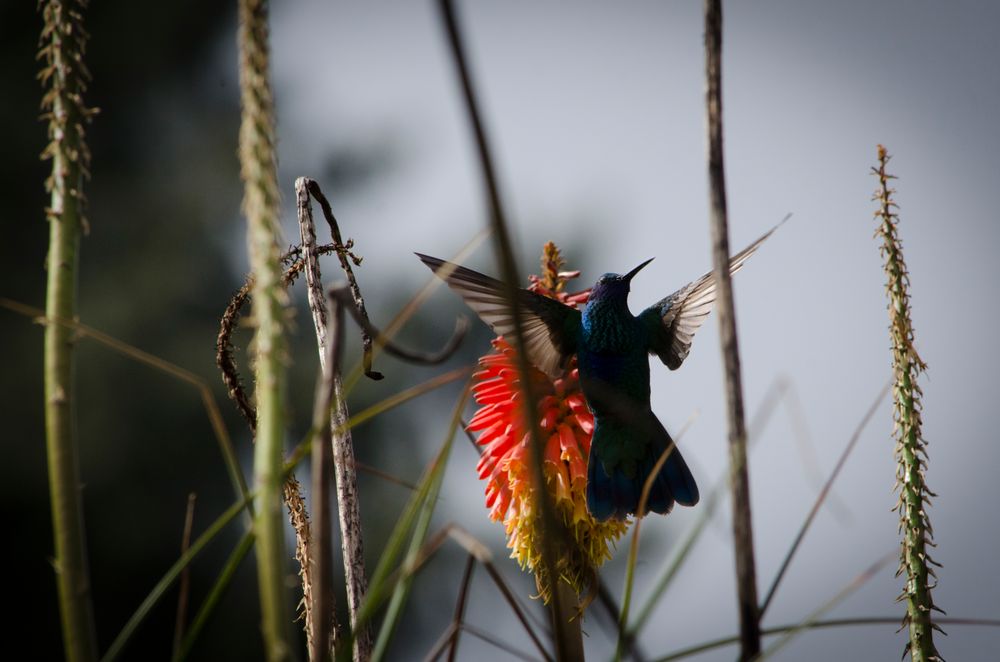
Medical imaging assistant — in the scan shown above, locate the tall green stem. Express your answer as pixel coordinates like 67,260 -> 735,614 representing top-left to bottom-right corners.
39,1 -> 97,660
238,0 -> 291,658
873,145 -> 942,661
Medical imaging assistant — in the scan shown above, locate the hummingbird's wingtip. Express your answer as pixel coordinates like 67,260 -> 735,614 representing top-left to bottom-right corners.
415,252 -> 448,274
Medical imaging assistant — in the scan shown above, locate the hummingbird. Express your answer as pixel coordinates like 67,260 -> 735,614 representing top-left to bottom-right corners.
417,224 -> 778,521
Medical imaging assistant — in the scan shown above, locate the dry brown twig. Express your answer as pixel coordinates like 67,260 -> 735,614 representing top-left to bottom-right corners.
295,177 -> 372,661
294,177 -> 469,660
215,220 -> 467,661
171,493 -> 198,658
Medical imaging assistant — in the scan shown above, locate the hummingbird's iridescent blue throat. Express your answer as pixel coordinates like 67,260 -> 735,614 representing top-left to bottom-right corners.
417,225 -> 779,521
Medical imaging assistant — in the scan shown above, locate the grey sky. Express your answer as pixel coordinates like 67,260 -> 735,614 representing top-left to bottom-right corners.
258,1 -> 1000,658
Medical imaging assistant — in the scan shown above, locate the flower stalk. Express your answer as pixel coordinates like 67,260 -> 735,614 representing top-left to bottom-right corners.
704,1 -> 762,657
237,0 -> 292,659
38,1 -> 98,659
873,145 -> 942,661
437,0 -> 579,654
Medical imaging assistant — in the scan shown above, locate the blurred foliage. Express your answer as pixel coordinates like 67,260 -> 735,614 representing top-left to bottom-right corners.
2,2 -> 255,659
0,1 -> 601,658
0,2 -> 387,658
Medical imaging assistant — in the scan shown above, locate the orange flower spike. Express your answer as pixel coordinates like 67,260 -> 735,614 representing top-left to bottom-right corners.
465,242 -> 628,602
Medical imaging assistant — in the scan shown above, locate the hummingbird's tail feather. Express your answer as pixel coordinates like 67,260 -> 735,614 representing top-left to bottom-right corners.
586,413 -> 699,521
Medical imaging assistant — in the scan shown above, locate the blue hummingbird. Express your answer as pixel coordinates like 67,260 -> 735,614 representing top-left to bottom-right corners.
417,225 -> 777,521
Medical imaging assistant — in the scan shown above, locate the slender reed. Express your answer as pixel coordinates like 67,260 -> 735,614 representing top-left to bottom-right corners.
102,492 -> 255,662
38,1 -> 98,659
703,1 -> 761,657
437,1 -> 581,656
371,385 -> 471,661
873,145 -> 942,661
175,531 -> 256,662
172,494 -> 198,658
237,0 -> 291,658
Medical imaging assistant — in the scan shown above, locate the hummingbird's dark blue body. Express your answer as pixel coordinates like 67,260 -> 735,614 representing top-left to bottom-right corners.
576,270 -> 697,520
417,224 -> 779,520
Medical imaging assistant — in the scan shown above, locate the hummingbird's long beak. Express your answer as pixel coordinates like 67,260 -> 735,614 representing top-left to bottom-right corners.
624,257 -> 655,282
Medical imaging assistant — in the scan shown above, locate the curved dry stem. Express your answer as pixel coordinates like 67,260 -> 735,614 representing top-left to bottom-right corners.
330,285 -> 469,366
301,177 -> 381,379
216,242 -> 341,432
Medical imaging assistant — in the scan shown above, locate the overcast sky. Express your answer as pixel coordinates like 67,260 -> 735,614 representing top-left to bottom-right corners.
236,2 -> 1000,658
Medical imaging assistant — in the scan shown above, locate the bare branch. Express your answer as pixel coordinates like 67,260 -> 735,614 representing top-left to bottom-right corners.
306,289 -> 343,661
329,286 -> 468,366
295,177 -> 372,661
303,177 -> 382,379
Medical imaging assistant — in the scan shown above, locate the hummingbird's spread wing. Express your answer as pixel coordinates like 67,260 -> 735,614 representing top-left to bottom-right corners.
639,224 -> 778,370
416,254 -> 580,377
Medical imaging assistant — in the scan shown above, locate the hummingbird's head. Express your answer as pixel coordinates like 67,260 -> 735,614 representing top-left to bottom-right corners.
590,258 -> 654,301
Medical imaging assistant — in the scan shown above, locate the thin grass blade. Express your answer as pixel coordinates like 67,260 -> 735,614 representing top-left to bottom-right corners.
370,385 -> 471,660
174,530 -> 256,662
101,494 -> 253,662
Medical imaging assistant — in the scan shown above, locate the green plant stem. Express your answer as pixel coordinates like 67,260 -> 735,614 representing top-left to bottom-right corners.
107,415 -> 341,662
39,1 -> 97,660
238,0 -> 290,659
43,124 -> 96,662
102,494 -> 253,662
370,387 -> 469,661
874,145 -> 940,661
174,530 -> 256,662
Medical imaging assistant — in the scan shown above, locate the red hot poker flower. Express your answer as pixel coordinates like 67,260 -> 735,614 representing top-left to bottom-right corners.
466,242 -> 628,601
